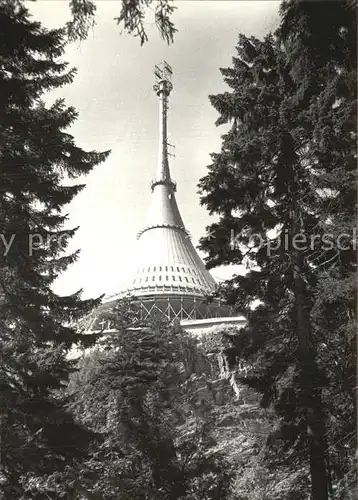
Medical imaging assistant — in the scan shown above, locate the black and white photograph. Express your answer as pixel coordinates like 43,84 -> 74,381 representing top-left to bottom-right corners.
0,0 -> 356,498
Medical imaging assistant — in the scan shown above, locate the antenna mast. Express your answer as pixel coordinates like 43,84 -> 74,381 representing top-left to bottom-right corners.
153,61 -> 174,185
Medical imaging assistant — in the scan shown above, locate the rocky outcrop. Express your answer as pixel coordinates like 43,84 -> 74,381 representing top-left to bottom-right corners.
179,326 -> 275,498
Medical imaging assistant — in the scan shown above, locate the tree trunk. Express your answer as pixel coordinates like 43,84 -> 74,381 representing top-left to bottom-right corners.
293,252 -> 329,500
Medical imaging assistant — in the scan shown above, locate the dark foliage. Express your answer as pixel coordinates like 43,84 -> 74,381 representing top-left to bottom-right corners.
68,300 -> 233,499
66,0 -> 177,45
0,1 -> 109,497
198,1 -> 356,499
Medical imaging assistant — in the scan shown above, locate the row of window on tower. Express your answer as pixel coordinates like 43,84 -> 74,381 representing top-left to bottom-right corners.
133,275 -> 201,285
136,266 -> 199,276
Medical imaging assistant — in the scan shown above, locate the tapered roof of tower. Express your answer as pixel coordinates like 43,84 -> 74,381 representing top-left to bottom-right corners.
119,62 -> 217,299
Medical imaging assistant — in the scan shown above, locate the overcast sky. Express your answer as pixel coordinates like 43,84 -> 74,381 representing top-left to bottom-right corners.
30,0 -> 280,299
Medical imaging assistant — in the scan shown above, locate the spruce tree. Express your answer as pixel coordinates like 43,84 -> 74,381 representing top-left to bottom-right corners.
68,302 -> 232,500
278,1 -> 357,495
0,1 -> 109,497
198,1 -> 356,498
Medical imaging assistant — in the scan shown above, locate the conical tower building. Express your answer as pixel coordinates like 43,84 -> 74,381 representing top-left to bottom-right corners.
128,62 -> 217,300
84,63 -> 244,334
